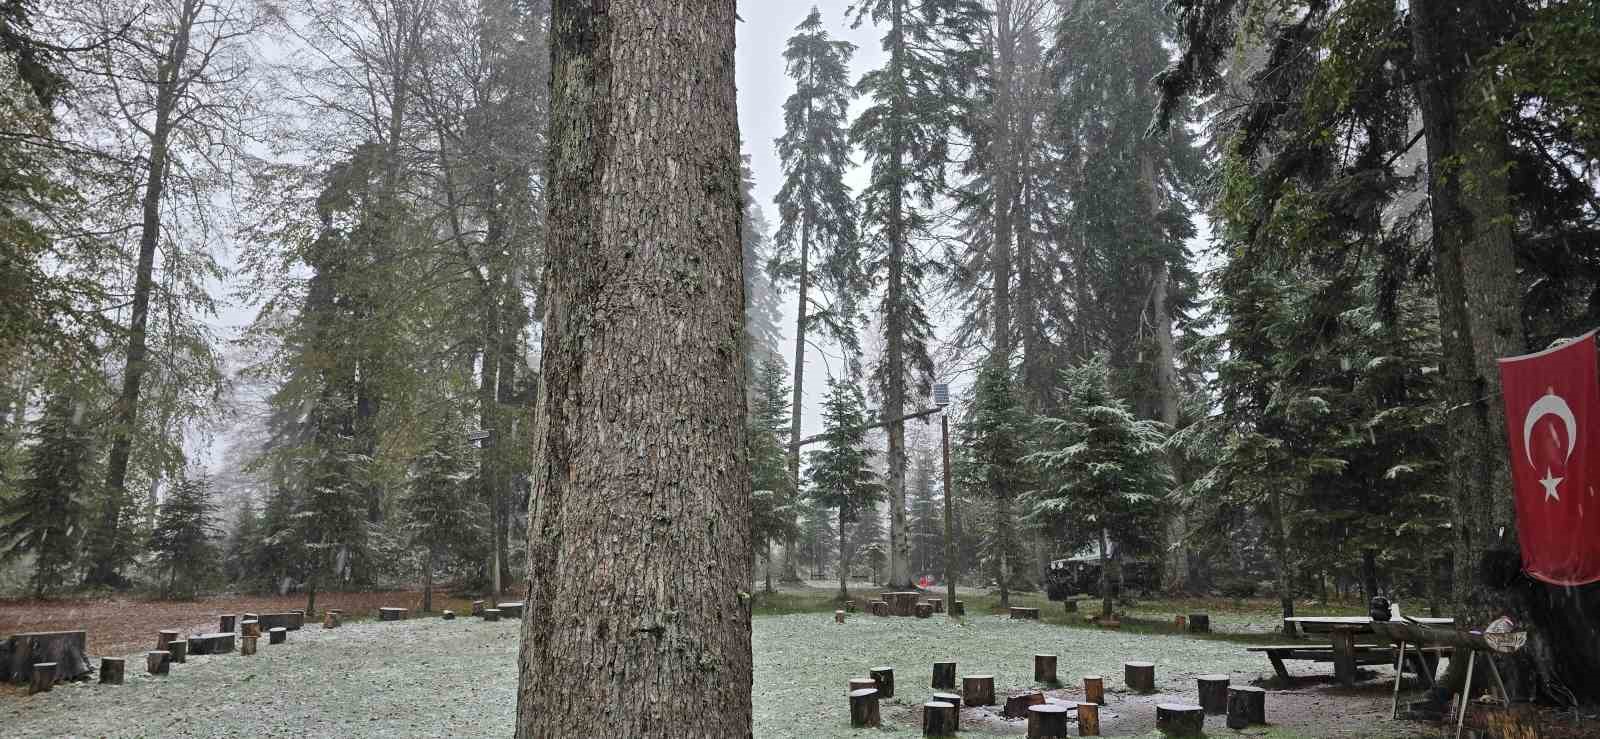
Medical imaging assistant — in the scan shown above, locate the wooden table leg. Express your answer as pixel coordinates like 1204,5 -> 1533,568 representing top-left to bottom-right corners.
1267,651 -> 1292,682
1330,628 -> 1357,687
1391,641 -> 1408,719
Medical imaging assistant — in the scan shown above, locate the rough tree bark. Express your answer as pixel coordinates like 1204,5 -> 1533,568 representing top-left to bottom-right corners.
513,1 -> 752,735
883,0 -> 913,591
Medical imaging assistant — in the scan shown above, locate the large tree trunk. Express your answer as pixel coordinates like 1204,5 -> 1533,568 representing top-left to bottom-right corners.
784,216 -> 812,585
1406,0 -> 1600,705
883,0 -> 913,591
91,0 -> 201,588
514,1 -> 752,734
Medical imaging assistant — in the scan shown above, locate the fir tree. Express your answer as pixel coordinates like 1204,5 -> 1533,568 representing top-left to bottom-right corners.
253,483 -> 302,594
805,379 -> 882,598
907,444 -> 940,578
850,0 -> 988,588
222,495 -> 262,586
749,356 -> 797,592
148,475 -> 221,598
1027,355 -> 1168,616
0,392 -> 93,598
960,361 -> 1030,605
403,414 -> 484,613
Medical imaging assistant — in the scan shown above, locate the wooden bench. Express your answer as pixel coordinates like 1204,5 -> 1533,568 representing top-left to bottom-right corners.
1248,644 -> 1451,682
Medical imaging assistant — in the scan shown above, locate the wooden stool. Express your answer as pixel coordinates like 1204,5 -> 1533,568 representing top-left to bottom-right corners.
1124,661 -> 1155,693
483,608 -> 501,622
931,691 -> 962,710
99,657 -> 125,685
1034,654 -> 1058,684
167,639 -> 187,664
241,619 -> 261,638
1083,674 -> 1105,704
1226,686 -> 1266,729
1077,702 -> 1101,736
923,700 -> 957,736
834,609 -> 846,624
870,667 -> 895,698
156,629 -> 180,651
1004,690 -> 1045,718
220,614 -> 237,633
1188,613 -> 1210,633
849,688 -> 880,727
962,674 -> 995,706
268,627 -> 287,645
848,677 -> 876,695
29,662 -> 55,694
146,651 -> 171,676
915,602 -> 934,618
1026,703 -> 1069,738
241,635 -> 258,656
1156,703 -> 1205,737
1197,674 -> 1229,714
932,661 -> 957,689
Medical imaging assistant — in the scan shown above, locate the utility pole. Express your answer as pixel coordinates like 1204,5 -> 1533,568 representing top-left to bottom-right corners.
934,383 -> 955,617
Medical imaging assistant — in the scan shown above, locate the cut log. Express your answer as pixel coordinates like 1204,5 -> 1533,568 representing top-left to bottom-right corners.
1077,702 -> 1100,736
1083,674 -> 1105,704
848,687 -> 880,727
1010,606 -> 1040,620
156,630 -> 180,651
1174,614 -> 1186,629
923,700 -> 958,736
1099,618 -> 1121,630
268,627 -> 286,645
1026,703 -> 1070,738
1196,674 -> 1229,714
146,651 -> 170,676
442,610 -> 456,621
950,601 -> 964,616
471,600 -> 486,616
915,603 -> 934,618
243,612 -> 259,622
100,657 -> 125,685
167,639 -> 187,664
848,677 -> 876,695
890,592 -> 920,616
240,635 -> 258,656
323,610 -> 341,629
188,632 -> 236,656
834,610 -> 846,624
962,674 -> 996,706
1004,690 -> 1046,718
1155,703 -> 1205,737
379,607 -> 407,621
1034,654 -> 1058,684
29,662 -> 55,694
220,614 -> 237,633
1226,686 -> 1266,729
496,602 -> 525,619
3,631 -> 91,683
870,600 -> 890,617
258,612 -> 303,631
870,667 -> 894,698
932,691 -> 962,710
483,608 -> 501,622
1124,661 -> 1155,693
1187,614 -> 1210,633
844,600 -> 856,613
932,661 -> 957,690
241,620 -> 261,638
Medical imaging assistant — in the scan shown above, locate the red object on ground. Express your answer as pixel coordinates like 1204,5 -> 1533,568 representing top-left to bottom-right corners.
1498,331 -> 1600,585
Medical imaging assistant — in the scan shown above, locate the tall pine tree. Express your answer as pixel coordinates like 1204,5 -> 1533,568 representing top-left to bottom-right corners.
806,379 -> 883,598
0,392 -> 93,598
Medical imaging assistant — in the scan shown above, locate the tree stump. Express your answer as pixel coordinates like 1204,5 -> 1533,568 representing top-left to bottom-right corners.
243,612 -> 259,622
844,600 -> 856,613
258,613 -> 303,631
1226,686 -> 1266,729
927,597 -> 943,613
1034,654 -> 1058,684
189,632 -> 236,655
1083,675 -> 1105,704
950,601 -> 965,616
220,614 -> 237,633
29,662 -> 55,694
100,657 -> 125,685
323,610 -> 341,629
496,602 -> 525,619
834,610 -> 846,624
483,608 -> 501,622
167,639 -> 187,664
1174,614 -> 1186,629
848,687 -> 880,728
1098,616 -> 1121,629
932,691 -> 962,710
923,700 -> 958,736
1187,614 -> 1210,633
962,674 -> 996,706
1010,606 -> 1041,620
932,661 -> 957,690
915,603 -> 934,618
1004,690 -> 1046,718
1155,703 -> 1205,737
379,607 -> 407,621
241,635 -> 258,656
870,667 -> 894,698
442,610 -> 456,620
1077,702 -> 1101,736
1197,674 -> 1229,714
241,620 -> 261,638
3,631 -> 91,683
156,630 -> 181,651
892,592 -> 920,616
146,651 -> 170,676
268,627 -> 287,645
1124,661 -> 1155,693
1026,703 -> 1070,738
471,600 -> 486,616
848,677 -> 876,695
870,600 -> 889,617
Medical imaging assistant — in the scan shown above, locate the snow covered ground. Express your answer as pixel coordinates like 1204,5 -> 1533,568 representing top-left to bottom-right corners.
2,612 -> 1424,737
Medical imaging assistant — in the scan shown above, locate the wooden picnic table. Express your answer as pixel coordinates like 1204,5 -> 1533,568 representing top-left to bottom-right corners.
1284,616 -> 1454,686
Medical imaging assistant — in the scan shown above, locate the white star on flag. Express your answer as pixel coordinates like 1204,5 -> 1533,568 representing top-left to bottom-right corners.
1540,468 -> 1563,502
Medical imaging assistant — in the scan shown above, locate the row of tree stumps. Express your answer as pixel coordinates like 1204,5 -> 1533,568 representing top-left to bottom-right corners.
840,593 -> 964,620
844,655 -> 1269,737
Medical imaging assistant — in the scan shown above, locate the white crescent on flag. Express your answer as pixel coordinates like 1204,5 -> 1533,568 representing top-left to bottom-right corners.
1523,392 -> 1578,469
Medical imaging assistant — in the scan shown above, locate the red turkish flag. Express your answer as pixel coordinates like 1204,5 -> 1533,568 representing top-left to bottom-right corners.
1498,331 -> 1600,585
